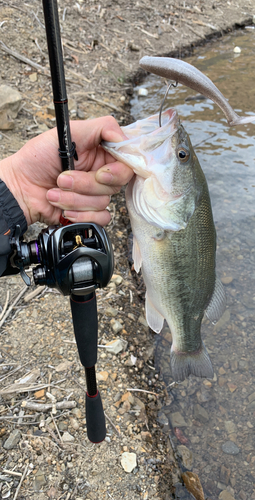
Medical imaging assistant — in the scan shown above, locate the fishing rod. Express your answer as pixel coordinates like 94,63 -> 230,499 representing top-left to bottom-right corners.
10,0 -> 114,443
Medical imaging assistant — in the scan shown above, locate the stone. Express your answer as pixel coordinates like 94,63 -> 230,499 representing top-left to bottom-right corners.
227,383 -> 237,393
105,306 -> 118,317
0,85 -> 22,129
182,471 -> 205,500
193,404 -> 209,423
224,421 -> 236,434
3,429 -> 21,449
221,276 -> 233,285
248,391 -> 255,403
69,417 -> 80,430
218,376 -> 227,387
97,371 -> 109,382
138,315 -> 148,328
121,452 -> 137,472
222,441 -> 239,455
62,431 -> 74,442
110,319 -> 123,334
141,431 -> 152,443
177,445 -> 193,469
34,470 -> 47,492
105,339 -> 127,354
111,274 -> 123,285
214,310 -> 230,331
219,490 -> 235,500
55,360 -> 73,372
169,412 -> 187,427
220,465 -> 231,485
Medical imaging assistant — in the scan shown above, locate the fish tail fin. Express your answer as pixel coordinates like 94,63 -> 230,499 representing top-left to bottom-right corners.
229,114 -> 255,126
170,342 -> 213,382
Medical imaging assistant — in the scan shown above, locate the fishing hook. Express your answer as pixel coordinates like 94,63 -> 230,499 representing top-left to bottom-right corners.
159,81 -> 178,127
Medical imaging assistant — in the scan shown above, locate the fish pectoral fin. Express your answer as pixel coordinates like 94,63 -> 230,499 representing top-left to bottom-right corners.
132,236 -> 142,273
145,293 -> 164,333
205,276 -> 226,324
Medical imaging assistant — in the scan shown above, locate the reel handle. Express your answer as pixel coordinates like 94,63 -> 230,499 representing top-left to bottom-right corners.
70,292 -> 106,443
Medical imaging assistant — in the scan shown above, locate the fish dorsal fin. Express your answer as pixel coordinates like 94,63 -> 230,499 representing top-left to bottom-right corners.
145,292 -> 164,333
132,235 -> 142,273
205,276 -> 226,323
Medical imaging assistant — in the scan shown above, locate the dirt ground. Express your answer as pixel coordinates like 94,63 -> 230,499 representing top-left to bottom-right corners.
0,1 -> 254,499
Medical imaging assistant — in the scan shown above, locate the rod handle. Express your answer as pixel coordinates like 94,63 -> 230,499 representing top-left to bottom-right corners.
86,391 -> 106,443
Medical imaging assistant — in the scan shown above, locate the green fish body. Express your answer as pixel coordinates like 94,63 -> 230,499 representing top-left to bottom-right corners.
102,109 -> 225,381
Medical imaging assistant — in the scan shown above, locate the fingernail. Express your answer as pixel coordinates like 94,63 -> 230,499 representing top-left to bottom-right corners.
58,173 -> 73,189
96,170 -> 113,184
47,189 -> 60,202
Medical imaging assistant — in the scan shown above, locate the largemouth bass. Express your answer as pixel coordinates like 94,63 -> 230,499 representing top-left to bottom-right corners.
139,56 -> 255,127
102,109 -> 226,382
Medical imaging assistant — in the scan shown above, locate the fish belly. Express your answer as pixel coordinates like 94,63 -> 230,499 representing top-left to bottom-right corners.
126,181 -> 216,382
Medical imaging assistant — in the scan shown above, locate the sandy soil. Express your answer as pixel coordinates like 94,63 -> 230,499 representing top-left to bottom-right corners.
0,1 -> 254,499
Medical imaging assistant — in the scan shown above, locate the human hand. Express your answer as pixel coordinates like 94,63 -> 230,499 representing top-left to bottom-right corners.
0,116 -> 133,226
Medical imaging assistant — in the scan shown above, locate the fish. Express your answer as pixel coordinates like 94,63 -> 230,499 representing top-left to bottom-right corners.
139,56 -> 255,127
102,108 -> 226,382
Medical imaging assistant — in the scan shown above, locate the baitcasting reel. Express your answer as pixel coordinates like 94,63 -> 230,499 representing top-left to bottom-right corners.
10,222 -> 114,294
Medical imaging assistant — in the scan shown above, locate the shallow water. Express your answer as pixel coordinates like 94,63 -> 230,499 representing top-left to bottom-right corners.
131,30 -> 255,500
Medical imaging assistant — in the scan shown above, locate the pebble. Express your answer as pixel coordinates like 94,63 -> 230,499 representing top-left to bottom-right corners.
224,421 -> 236,434
214,310 -> 231,331
105,306 -> 118,317
182,471 -> 205,500
221,276 -> 233,285
138,88 -> 149,97
0,85 -> 22,129
138,316 -> 148,328
62,431 -> 75,442
111,274 -> 123,285
141,431 -> 152,443
177,445 -> 193,469
169,411 -> 187,427
72,408 -> 82,419
193,404 -> 209,423
69,417 -> 80,430
3,429 -> 21,450
97,371 -> 109,382
121,452 -> 137,473
220,465 -> 231,485
222,441 -> 240,455
105,339 -> 127,354
34,470 -> 47,492
233,46 -> 241,53
110,319 -> 123,334
219,490 -> 236,500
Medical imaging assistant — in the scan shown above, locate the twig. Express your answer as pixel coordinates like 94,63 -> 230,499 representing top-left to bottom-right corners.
0,291 -> 9,321
136,26 -> 159,39
0,41 -> 50,74
0,361 -> 30,383
0,378 -> 67,395
51,412 -> 63,443
87,94 -> 128,114
0,286 -> 28,329
126,388 -> 158,397
3,470 -> 22,477
105,412 -> 121,436
13,463 -> 29,500
21,400 -> 76,412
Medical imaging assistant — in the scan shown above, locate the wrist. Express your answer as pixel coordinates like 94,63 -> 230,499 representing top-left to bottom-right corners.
0,154 -> 31,226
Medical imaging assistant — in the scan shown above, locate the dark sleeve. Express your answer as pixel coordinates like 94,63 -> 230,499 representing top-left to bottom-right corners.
0,180 -> 27,277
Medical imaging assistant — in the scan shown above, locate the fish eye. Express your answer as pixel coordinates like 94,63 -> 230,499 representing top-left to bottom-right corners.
177,147 -> 190,163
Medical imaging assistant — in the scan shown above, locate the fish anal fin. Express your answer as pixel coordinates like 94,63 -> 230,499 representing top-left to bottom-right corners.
206,276 -> 226,324
145,292 -> 164,333
170,342 -> 214,382
132,236 -> 142,273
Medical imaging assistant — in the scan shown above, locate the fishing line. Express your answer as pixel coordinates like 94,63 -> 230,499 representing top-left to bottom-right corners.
159,81 -> 178,127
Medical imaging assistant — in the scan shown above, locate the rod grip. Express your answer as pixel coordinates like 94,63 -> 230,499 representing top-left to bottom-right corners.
86,391 -> 106,443
70,292 -> 98,367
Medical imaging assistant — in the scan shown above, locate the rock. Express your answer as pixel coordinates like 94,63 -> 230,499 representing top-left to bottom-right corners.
55,360 -> 73,372
222,441 -> 239,455
111,274 -> 123,285
29,72 -> 37,82
0,85 -> 22,129
141,431 -> 152,443
69,417 -> 80,430
128,42 -> 140,51
220,465 -> 231,485
221,276 -> 233,285
233,46 -> 241,53
169,411 -> 187,427
105,339 -> 127,354
219,490 -> 235,500
218,376 -> 227,387
224,421 -> 236,434
138,88 -> 148,97
157,412 -> 169,427
34,469 -> 47,492
214,310 -> 230,331
227,383 -> 237,393
193,404 -> 209,423
62,431 -> 75,442
3,429 -> 21,449
121,452 -> 137,472
138,315 -> 148,328
177,445 -> 193,469
182,471 -> 205,500
97,371 -> 109,382
110,319 -> 123,334
248,391 -> 255,403
105,306 -> 118,317
72,408 -> 82,419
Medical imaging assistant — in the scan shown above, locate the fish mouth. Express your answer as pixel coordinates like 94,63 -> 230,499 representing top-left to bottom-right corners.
101,108 -> 179,179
